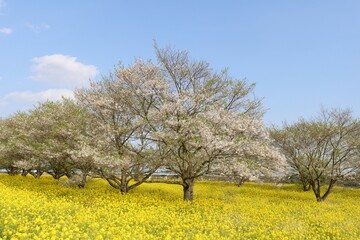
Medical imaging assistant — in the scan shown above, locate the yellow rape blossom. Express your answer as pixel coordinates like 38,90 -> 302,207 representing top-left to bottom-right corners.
0,175 -> 359,239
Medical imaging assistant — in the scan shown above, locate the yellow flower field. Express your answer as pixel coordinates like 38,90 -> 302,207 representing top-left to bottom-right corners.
0,175 -> 359,240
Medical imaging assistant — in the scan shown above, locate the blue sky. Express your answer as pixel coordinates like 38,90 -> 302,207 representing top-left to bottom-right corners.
0,1 -> 359,125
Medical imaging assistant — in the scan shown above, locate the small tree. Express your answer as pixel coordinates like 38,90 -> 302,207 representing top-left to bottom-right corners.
28,99 -> 98,185
0,112 -> 33,176
75,63 -> 163,193
272,108 -> 360,202
270,124 -> 312,191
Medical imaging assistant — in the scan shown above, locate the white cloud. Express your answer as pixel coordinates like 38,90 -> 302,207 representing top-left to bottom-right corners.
26,23 -> 50,32
0,89 -> 74,117
4,89 -> 74,102
0,28 -> 13,35
31,54 -> 98,88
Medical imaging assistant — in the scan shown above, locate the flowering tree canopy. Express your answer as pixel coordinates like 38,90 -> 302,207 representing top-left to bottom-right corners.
0,99 -> 98,187
75,45 -> 285,200
75,61 -> 164,193
0,112 -> 32,176
271,108 -> 360,201
147,45 -> 285,200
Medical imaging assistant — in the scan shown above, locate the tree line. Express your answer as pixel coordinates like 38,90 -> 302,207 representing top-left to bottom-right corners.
0,45 -> 359,201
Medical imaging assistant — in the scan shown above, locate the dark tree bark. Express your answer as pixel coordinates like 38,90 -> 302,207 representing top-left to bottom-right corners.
33,169 -> 43,179
76,173 -> 88,188
6,167 -> 19,176
311,179 -> 337,202
120,172 -> 128,194
21,169 -> 29,177
302,183 -> 311,192
103,168 -> 156,194
48,171 -> 65,180
300,175 -> 311,191
182,178 -> 195,201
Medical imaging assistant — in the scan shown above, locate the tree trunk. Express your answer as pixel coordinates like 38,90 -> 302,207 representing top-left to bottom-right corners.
302,182 -> 311,191
182,179 -> 195,201
77,174 -> 87,188
300,176 -> 310,191
120,172 -> 128,194
320,179 -> 336,202
310,181 -> 322,202
7,167 -> 18,176
35,170 -> 43,178
30,169 -> 43,178
102,168 -> 157,194
21,169 -> 28,177
49,171 -> 64,180
311,179 -> 336,202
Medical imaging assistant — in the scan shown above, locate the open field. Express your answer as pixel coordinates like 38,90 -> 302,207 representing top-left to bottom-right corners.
0,175 -> 359,239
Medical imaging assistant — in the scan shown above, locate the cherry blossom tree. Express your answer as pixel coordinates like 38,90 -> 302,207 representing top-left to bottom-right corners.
138,45 -> 285,200
212,144 -> 286,187
27,99 -> 99,185
270,123 -> 312,191
0,99 -> 103,186
75,63 -> 163,193
272,108 -> 360,202
0,112 -> 32,176
75,45 -> 285,199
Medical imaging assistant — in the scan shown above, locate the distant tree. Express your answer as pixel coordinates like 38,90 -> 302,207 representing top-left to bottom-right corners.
270,124 -> 312,191
213,160 -> 254,186
75,63 -> 163,193
27,99 -> 98,186
0,99 -> 102,186
271,108 -> 360,202
212,153 -> 285,187
0,112 -> 32,176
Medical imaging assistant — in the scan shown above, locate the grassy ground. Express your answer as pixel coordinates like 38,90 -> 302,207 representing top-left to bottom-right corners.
0,174 -> 359,239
